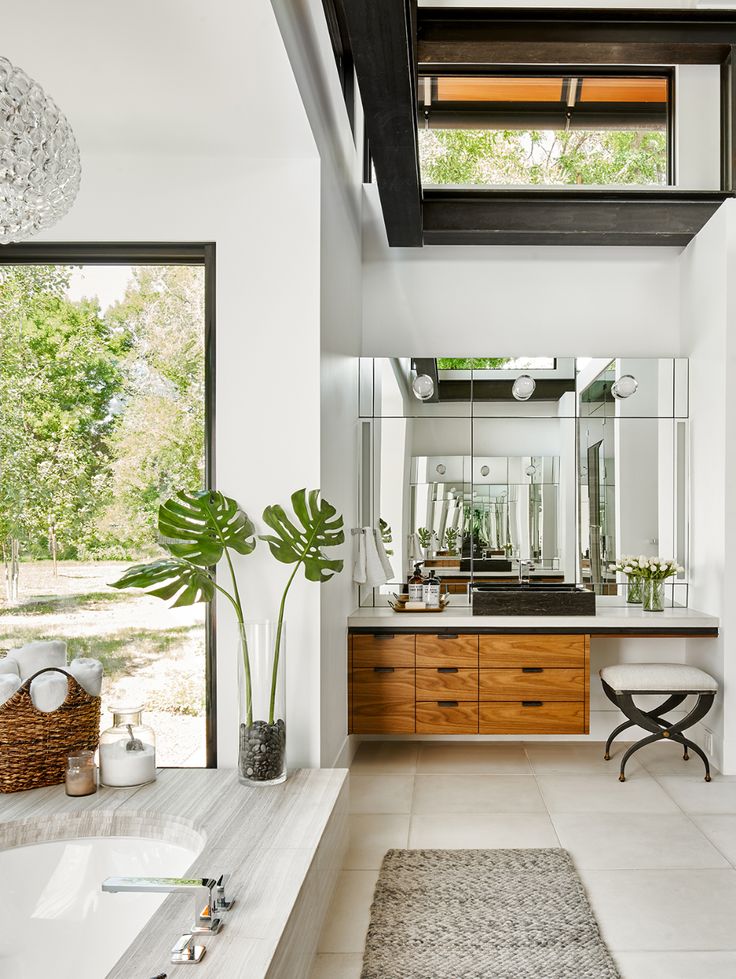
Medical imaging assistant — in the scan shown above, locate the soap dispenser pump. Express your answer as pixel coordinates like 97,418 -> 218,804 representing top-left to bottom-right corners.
408,563 -> 424,602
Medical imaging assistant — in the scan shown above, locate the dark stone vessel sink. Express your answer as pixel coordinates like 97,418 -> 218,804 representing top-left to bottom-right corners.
472,583 -> 596,616
460,558 -> 513,572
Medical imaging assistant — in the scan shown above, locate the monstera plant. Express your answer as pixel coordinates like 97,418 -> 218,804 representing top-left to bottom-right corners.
111,487 -> 344,784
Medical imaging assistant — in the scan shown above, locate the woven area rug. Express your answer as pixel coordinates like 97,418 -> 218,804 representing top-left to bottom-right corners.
361,849 -> 621,979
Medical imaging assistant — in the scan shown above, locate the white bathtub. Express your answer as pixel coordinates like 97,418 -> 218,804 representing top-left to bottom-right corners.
0,835 -> 201,979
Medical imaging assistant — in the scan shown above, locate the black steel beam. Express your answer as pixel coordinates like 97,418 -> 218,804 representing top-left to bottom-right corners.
342,0 -> 422,246
418,7 -> 736,67
422,188 -> 729,247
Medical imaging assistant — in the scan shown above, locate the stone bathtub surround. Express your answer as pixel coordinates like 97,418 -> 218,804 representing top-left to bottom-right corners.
1,767 -> 348,978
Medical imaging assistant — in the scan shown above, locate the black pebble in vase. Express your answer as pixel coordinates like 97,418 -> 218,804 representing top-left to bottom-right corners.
239,719 -> 286,784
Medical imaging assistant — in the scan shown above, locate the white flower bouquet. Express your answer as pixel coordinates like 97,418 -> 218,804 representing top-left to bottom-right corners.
608,556 -> 684,582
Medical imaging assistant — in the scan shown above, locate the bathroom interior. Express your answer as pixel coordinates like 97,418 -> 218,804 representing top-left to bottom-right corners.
3,2 -> 736,978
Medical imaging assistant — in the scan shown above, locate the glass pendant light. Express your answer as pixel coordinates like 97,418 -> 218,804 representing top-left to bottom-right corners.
0,56 -> 81,243
412,373 -> 435,401
611,374 -> 638,400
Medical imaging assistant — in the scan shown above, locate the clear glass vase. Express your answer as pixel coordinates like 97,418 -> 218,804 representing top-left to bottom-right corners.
238,621 -> 286,785
643,579 -> 665,612
626,574 -> 643,605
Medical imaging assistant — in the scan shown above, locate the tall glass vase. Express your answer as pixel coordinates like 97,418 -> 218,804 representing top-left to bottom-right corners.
238,621 -> 286,785
626,574 -> 643,605
642,579 -> 665,613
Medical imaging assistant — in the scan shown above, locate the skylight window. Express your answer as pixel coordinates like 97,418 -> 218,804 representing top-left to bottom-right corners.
418,73 -> 670,188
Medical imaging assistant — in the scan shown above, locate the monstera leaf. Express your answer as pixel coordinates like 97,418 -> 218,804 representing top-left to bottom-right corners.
110,558 -> 215,607
260,489 -> 344,582
158,490 -> 256,566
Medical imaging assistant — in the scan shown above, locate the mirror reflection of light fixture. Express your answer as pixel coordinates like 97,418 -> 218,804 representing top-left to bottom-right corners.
412,373 -> 434,401
480,465 -> 490,477
525,464 -> 537,477
436,463 -> 446,475
512,374 -> 536,401
611,374 -> 638,400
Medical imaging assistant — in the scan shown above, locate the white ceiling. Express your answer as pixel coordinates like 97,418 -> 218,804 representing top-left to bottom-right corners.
2,0 -> 316,160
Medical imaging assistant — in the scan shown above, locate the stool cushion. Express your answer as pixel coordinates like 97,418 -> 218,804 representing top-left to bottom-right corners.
600,663 -> 718,693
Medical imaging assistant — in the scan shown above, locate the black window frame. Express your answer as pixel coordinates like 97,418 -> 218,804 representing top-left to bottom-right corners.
0,241 -> 218,768
417,65 -> 676,187
321,0 -> 356,136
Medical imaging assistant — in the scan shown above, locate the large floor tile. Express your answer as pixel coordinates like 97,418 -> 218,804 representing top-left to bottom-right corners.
412,773 -> 545,814
345,814 -> 410,869
348,774 -> 414,814
655,775 -> 736,814
417,741 -> 531,774
317,869 -> 378,954
525,741 -> 641,775
309,953 -> 363,979
553,812 -> 728,869
409,812 -> 559,849
350,741 -> 419,774
615,950 -> 736,979
581,868 -> 736,951
691,814 -> 736,866
537,773 -> 678,814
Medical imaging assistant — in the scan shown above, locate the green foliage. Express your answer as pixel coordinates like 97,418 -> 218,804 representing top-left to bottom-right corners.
419,128 -> 667,187
444,527 -> 459,553
159,490 -> 256,566
416,527 -> 433,548
261,489 -> 345,583
437,358 -> 510,370
0,266 -> 125,561
380,517 -> 394,557
111,557 -> 216,607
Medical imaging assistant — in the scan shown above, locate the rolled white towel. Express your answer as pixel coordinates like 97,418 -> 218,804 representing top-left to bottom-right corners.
68,658 -> 103,697
363,526 -> 389,587
6,640 -> 67,682
352,529 -> 367,584
0,674 -> 21,707
30,672 -> 69,713
374,528 -> 395,580
0,658 -> 19,677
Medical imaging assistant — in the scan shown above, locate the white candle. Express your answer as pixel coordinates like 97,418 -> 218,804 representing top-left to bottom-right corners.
99,740 -> 156,787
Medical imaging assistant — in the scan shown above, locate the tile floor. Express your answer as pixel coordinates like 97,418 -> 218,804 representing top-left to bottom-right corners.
310,740 -> 736,979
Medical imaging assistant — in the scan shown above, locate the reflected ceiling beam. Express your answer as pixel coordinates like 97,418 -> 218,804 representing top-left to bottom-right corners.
341,0 -> 422,246
417,8 -> 736,67
422,188 -> 729,247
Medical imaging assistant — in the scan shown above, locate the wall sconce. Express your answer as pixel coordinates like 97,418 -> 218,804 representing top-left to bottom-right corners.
611,374 -> 638,400
526,464 -> 537,477
412,373 -> 435,401
512,374 -> 536,401
436,463 -> 446,475
480,465 -> 490,477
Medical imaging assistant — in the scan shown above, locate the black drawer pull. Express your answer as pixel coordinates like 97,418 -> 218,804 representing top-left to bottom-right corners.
437,634 -> 459,640
437,667 -> 459,674
438,700 -> 459,708
522,668 -> 544,674
373,633 -> 396,640
522,700 -> 544,707
373,666 -> 395,673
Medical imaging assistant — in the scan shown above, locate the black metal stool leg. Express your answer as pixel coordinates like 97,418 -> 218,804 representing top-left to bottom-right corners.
601,683 -> 687,761
618,731 -> 666,781
604,718 -> 635,760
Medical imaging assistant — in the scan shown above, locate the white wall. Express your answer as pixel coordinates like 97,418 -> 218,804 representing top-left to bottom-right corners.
680,201 -> 736,774
676,66 -> 722,191
362,186 -> 683,357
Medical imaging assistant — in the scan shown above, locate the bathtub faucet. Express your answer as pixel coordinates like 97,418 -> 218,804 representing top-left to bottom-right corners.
102,874 -> 233,935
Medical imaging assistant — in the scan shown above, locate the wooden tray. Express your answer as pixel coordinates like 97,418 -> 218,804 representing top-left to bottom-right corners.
388,601 -> 448,613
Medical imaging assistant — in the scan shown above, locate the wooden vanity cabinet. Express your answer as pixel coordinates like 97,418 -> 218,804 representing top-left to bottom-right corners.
349,631 -> 589,736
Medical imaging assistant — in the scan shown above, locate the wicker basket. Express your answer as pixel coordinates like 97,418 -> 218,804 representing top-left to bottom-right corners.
0,667 -> 101,793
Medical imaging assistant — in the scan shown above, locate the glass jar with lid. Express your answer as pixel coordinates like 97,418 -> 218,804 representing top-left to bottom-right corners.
99,706 -> 156,787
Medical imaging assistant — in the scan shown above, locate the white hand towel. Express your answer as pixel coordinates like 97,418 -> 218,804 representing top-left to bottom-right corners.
363,526 -> 389,587
0,658 -> 19,677
352,530 -> 367,584
30,672 -> 69,713
68,657 -> 103,697
7,640 -> 67,682
374,528 -> 395,580
0,674 -> 21,706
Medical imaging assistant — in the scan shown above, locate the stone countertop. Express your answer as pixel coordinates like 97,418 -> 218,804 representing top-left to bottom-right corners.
1,767 -> 348,977
348,603 -> 719,634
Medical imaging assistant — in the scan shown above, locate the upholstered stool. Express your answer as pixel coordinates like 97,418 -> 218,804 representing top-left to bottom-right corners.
600,663 -> 718,782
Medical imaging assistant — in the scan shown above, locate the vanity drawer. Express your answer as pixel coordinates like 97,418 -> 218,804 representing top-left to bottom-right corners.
353,634 -> 415,668
480,701 -> 586,735
416,667 -> 478,700
416,634 -> 478,668
479,635 -> 584,669
480,668 -> 584,701
416,701 -> 478,735
352,667 -> 415,733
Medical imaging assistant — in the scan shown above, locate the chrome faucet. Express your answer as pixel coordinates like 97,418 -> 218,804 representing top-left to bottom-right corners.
102,875 -> 232,935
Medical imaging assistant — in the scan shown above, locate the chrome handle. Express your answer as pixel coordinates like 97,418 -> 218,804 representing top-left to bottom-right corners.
213,874 -> 234,912
171,934 -> 206,965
